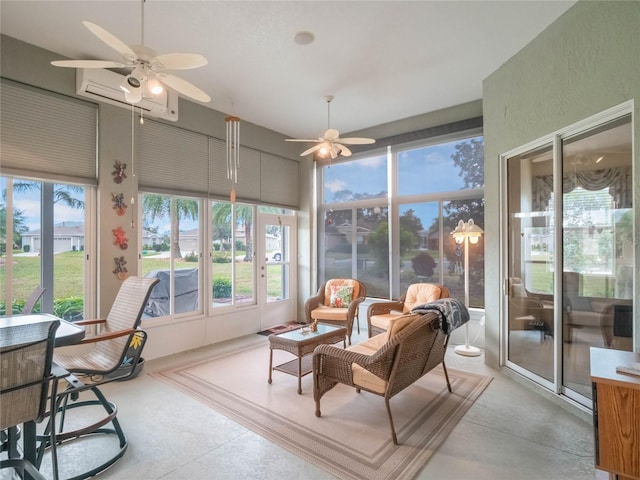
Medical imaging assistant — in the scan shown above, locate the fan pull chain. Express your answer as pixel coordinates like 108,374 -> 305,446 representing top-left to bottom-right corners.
140,0 -> 146,48
130,103 -> 136,229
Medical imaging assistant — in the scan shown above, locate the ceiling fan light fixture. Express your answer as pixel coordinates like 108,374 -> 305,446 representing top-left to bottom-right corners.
147,72 -> 164,95
123,86 -> 142,104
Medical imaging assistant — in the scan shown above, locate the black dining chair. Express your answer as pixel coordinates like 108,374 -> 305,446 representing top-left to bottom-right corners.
0,317 -> 60,480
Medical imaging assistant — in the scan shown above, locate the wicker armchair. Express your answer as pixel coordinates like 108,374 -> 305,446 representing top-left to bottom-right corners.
367,283 -> 449,337
304,279 -> 367,345
313,311 -> 451,444
40,276 -> 159,480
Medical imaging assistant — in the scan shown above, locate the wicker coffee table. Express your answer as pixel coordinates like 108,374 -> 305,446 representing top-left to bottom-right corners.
268,323 -> 347,394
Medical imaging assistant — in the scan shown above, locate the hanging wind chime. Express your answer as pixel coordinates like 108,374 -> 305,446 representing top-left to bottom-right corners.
226,115 -> 240,203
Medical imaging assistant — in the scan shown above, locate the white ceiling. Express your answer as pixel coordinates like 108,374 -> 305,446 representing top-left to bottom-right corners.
1,1 -> 577,139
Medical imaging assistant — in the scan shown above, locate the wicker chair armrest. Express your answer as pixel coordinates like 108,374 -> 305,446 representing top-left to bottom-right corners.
314,342 -> 395,381
304,293 -> 325,323
74,318 -> 107,326
367,300 -> 404,318
347,294 -> 366,315
79,327 -> 137,344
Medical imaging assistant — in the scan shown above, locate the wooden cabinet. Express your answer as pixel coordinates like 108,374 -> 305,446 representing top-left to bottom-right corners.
591,347 -> 640,480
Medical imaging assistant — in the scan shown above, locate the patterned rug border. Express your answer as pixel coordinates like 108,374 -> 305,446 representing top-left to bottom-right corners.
150,344 -> 492,480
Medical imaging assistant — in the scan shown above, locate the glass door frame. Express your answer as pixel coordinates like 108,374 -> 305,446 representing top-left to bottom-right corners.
256,212 -> 297,330
499,101 -> 634,404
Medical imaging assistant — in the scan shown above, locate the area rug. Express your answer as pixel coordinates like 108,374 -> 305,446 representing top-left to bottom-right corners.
150,343 -> 492,480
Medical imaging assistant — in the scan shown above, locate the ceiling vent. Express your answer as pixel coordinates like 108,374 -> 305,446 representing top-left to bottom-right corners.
76,68 -> 178,121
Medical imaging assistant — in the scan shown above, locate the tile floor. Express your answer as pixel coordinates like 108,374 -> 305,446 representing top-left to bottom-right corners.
33,328 -> 602,480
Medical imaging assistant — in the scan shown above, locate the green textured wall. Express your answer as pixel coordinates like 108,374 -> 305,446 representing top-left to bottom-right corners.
482,0 -> 640,367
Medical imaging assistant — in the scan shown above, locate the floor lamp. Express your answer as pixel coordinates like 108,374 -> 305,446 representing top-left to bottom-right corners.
452,219 -> 483,357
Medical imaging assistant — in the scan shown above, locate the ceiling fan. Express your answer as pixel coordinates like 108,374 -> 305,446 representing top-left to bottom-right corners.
286,96 -> 375,159
51,0 -> 210,104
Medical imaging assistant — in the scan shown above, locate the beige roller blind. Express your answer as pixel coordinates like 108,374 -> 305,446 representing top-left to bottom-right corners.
138,120 -> 209,196
260,152 -> 299,208
0,79 -> 97,184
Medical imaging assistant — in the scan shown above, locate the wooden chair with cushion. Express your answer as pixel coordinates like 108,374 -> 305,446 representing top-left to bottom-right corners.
313,311 -> 451,444
367,283 -> 449,337
37,276 -> 159,480
304,279 -> 367,345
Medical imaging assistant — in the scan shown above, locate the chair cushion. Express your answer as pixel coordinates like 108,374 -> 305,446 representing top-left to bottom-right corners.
348,333 -> 389,394
329,285 -> 353,307
323,279 -> 360,306
310,305 -> 348,321
369,313 -> 399,331
384,313 -> 420,342
402,284 -> 445,312
352,364 -> 388,394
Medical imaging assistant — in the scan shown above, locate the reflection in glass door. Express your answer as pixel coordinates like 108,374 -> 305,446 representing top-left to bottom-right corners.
504,113 -> 633,407
506,144 -> 556,387
561,116 -> 633,401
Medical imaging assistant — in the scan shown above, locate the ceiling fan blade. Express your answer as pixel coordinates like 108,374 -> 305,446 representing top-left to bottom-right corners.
324,129 -> 340,141
158,73 -> 211,103
152,53 -> 208,70
51,59 -> 126,68
83,21 -> 137,61
338,137 -> 376,145
300,143 -> 325,157
285,138 -> 321,143
334,143 -> 352,157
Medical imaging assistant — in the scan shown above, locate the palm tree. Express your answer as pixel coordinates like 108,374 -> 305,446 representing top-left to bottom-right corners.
143,195 -> 198,259
11,181 -> 85,209
212,202 -> 254,261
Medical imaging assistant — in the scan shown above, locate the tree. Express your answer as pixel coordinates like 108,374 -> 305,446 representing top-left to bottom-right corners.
0,205 -> 28,248
212,202 -> 254,261
367,221 -> 416,276
11,181 -> 85,209
143,195 -> 198,259
451,137 -> 484,188
2,181 -> 84,248
399,208 -> 423,238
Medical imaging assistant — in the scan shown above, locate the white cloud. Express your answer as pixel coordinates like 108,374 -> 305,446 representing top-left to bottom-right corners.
325,179 -> 347,192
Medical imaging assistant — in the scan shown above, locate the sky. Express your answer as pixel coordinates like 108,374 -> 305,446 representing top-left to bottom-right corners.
323,137 -> 478,230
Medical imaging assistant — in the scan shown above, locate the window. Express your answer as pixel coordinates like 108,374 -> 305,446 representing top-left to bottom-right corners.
1,176 -> 90,319
319,133 -> 484,306
141,193 -> 201,318
211,201 -> 255,307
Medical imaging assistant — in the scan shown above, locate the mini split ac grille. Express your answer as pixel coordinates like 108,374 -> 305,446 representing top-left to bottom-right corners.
76,68 -> 178,121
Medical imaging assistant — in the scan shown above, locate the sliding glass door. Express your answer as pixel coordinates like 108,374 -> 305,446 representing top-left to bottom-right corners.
504,112 -> 633,406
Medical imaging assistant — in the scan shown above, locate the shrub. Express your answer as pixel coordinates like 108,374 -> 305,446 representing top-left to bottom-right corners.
184,251 -> 199,262
213,278 -> 232,298
23,244 -> 31,253
212,253 -> 231,263
412,253 -> 436,277
53,296 -> 84,321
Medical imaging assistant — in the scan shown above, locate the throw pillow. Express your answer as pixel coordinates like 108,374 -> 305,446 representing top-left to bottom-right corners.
329,285 -> 353,308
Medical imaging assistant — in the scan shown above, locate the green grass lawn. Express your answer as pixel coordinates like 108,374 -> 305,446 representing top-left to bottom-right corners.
3,252 -> 282,304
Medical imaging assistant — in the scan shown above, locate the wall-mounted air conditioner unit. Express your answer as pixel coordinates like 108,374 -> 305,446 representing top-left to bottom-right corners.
76,68 -> 178,121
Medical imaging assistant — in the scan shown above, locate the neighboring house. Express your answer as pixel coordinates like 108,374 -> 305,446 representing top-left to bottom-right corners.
141,229 -> 162,249
21,223 -> 84,254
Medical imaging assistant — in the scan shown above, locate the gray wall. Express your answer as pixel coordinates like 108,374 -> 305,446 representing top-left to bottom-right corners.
483,0 -> 640,367
1,34 -> 303,315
